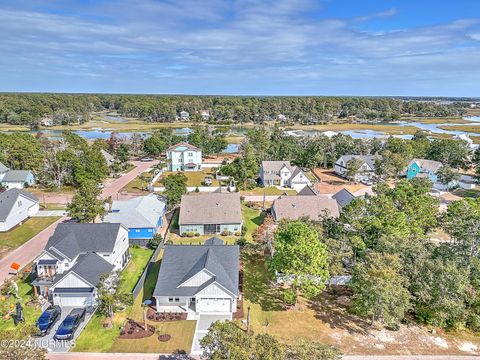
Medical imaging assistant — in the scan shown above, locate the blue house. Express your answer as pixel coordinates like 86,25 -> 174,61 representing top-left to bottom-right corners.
103,194 -> 167,246
407,159 -> 443,183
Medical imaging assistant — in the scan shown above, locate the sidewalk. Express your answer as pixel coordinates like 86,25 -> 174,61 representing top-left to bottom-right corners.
0,217 -> 66,284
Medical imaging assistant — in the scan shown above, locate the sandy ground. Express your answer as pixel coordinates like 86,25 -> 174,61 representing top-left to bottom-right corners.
313,168 -> 369,194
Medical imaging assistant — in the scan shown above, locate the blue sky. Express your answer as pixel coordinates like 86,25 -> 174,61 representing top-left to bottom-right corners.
1,0 -> 479,96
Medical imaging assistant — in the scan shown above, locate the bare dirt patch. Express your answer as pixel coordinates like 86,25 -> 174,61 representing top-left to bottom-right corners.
312,168 -> 368,194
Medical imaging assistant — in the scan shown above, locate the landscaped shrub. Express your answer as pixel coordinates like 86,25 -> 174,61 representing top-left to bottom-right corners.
181,231 -> 197,238
282,289 -> 297,307
221,230 -> 233,236
236,237 -> 247,246
234,231 -> 241,236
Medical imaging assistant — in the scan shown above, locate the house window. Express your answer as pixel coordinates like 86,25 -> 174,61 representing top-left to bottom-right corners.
135,229 -> 140,233
168,297 -> 174,302
148,229 -> 153,233
188,152 -> 193,157
174,298 -> 180,302
191,297 -> 196,303
18,200 -> 22,207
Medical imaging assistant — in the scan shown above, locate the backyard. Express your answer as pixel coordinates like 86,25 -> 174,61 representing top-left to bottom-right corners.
0,217 -> 61,259
241,253 -> 480,355
121,170 -> 155,193
242,203 -> 266,242
240,187 -> 297,196
155,168 -> 221,187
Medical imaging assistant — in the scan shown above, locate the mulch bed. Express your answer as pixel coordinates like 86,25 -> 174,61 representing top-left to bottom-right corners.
158,334 -> 172,342
233,298 -> 245,319
147,307 -> 187,322
119,319 -> 155,339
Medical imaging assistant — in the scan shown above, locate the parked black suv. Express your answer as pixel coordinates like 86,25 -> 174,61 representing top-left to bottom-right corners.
36,305 -> 61,335
53,308 -> 85,340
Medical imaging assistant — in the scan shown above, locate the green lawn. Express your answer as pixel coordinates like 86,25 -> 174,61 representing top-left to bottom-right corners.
241,187 -> 297,196
121,170 -> 154,193
110,320 -> 197,353
0,274 -> 42,335
117,246 -> 154,295
0,217 -> 60,258
453,188 -> 480,198
156,169 -> 220,187
168,234 -> 237,245
242,204 -> 266,242
40,203 -> 66,210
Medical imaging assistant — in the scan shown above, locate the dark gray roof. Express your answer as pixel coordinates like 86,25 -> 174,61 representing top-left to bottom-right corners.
332,188 -> 356,208
45,223 -> 123,260
0,162 -> 8,173
153,241 -> 239,298
0,189 -> 38,221
2,170 -> 33,182
297,185 -> 317,196
204,237 -> 224,245
68,253 -> 114,286
336,155 -> 381,171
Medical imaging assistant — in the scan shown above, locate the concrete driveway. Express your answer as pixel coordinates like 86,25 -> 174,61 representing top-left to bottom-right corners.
191,314 -> 231,354
33,306 -> 95,353
33,210 -> 67,217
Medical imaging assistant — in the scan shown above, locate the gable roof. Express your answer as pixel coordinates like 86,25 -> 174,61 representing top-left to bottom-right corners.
2,170 -> 33,183
53,253 -> 114,288
166,141 -> 200,153
336,155 -> 381,171
332,188 -> 356,208
153,241 -> 239,298
0,162 -> 8,173
409,158 -> 443,173
261,161 -> 293,173
0,189 -> 38,221
297,184 -> 317,196
179,193 -> 242,225
272,195 -> 340,221
104,194 -> 166,228
101,149 -> 115,163
45,223 -> 124,261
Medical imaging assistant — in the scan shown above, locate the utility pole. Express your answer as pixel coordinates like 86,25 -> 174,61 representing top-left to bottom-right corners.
246,305 -> 251,333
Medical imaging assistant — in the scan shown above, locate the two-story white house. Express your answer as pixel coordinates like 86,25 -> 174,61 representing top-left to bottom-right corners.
153,237 -> 240,317
166,142 -> 203,171
259,161 -> 311,191
334,155 -> 381,183
31,223 -> 129,307
179,111 -> 190,121
0,189 -> 39,232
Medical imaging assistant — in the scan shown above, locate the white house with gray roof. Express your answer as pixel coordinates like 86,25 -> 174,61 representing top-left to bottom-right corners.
31,223 -> 129,307
334,155 -> 381,182
153,237 -> 240,317
259,161 -> 311,191
179,193 -> 242,236
1,168 -> 35,189
0,189 -> 39,232
0,162 -> 8,181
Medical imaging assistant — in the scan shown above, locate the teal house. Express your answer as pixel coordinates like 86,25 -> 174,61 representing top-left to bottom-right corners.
407,159 -> 443,182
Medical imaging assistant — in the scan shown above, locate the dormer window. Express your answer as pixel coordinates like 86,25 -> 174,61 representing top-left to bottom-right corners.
18,200 -> 22,207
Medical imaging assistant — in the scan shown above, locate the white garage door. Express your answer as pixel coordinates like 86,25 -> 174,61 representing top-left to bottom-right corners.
198,298 -> 231,312
54,294 -> 93,307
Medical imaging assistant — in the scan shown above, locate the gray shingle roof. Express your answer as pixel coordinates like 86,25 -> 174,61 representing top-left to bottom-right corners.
0,162 -> 8,173
261,161 -> 293,173
297,185 -> 317,196
179,193 -> 242,225
409,158 -> 443,173
153,241 -> 239,298
332,188 -> 356,208
0,189 -> 38,221
103,194 -> 166,229
52,253 -> 114,287
335,155 -> 381,171
272,195 -> 340,221
2,170 -> 33,183
69,253 -> 114,286
45,223 -> 124,260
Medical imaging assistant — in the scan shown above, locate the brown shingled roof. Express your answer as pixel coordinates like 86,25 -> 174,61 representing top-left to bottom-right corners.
179,193 -> 242,225
272,195 -> 340,221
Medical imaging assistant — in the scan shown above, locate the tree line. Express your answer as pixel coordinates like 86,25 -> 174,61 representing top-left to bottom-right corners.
219,126 -> 474,189
0,93 -> 469,127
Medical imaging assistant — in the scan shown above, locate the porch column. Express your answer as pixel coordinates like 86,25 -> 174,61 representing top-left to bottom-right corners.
33,286 -> 38,297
